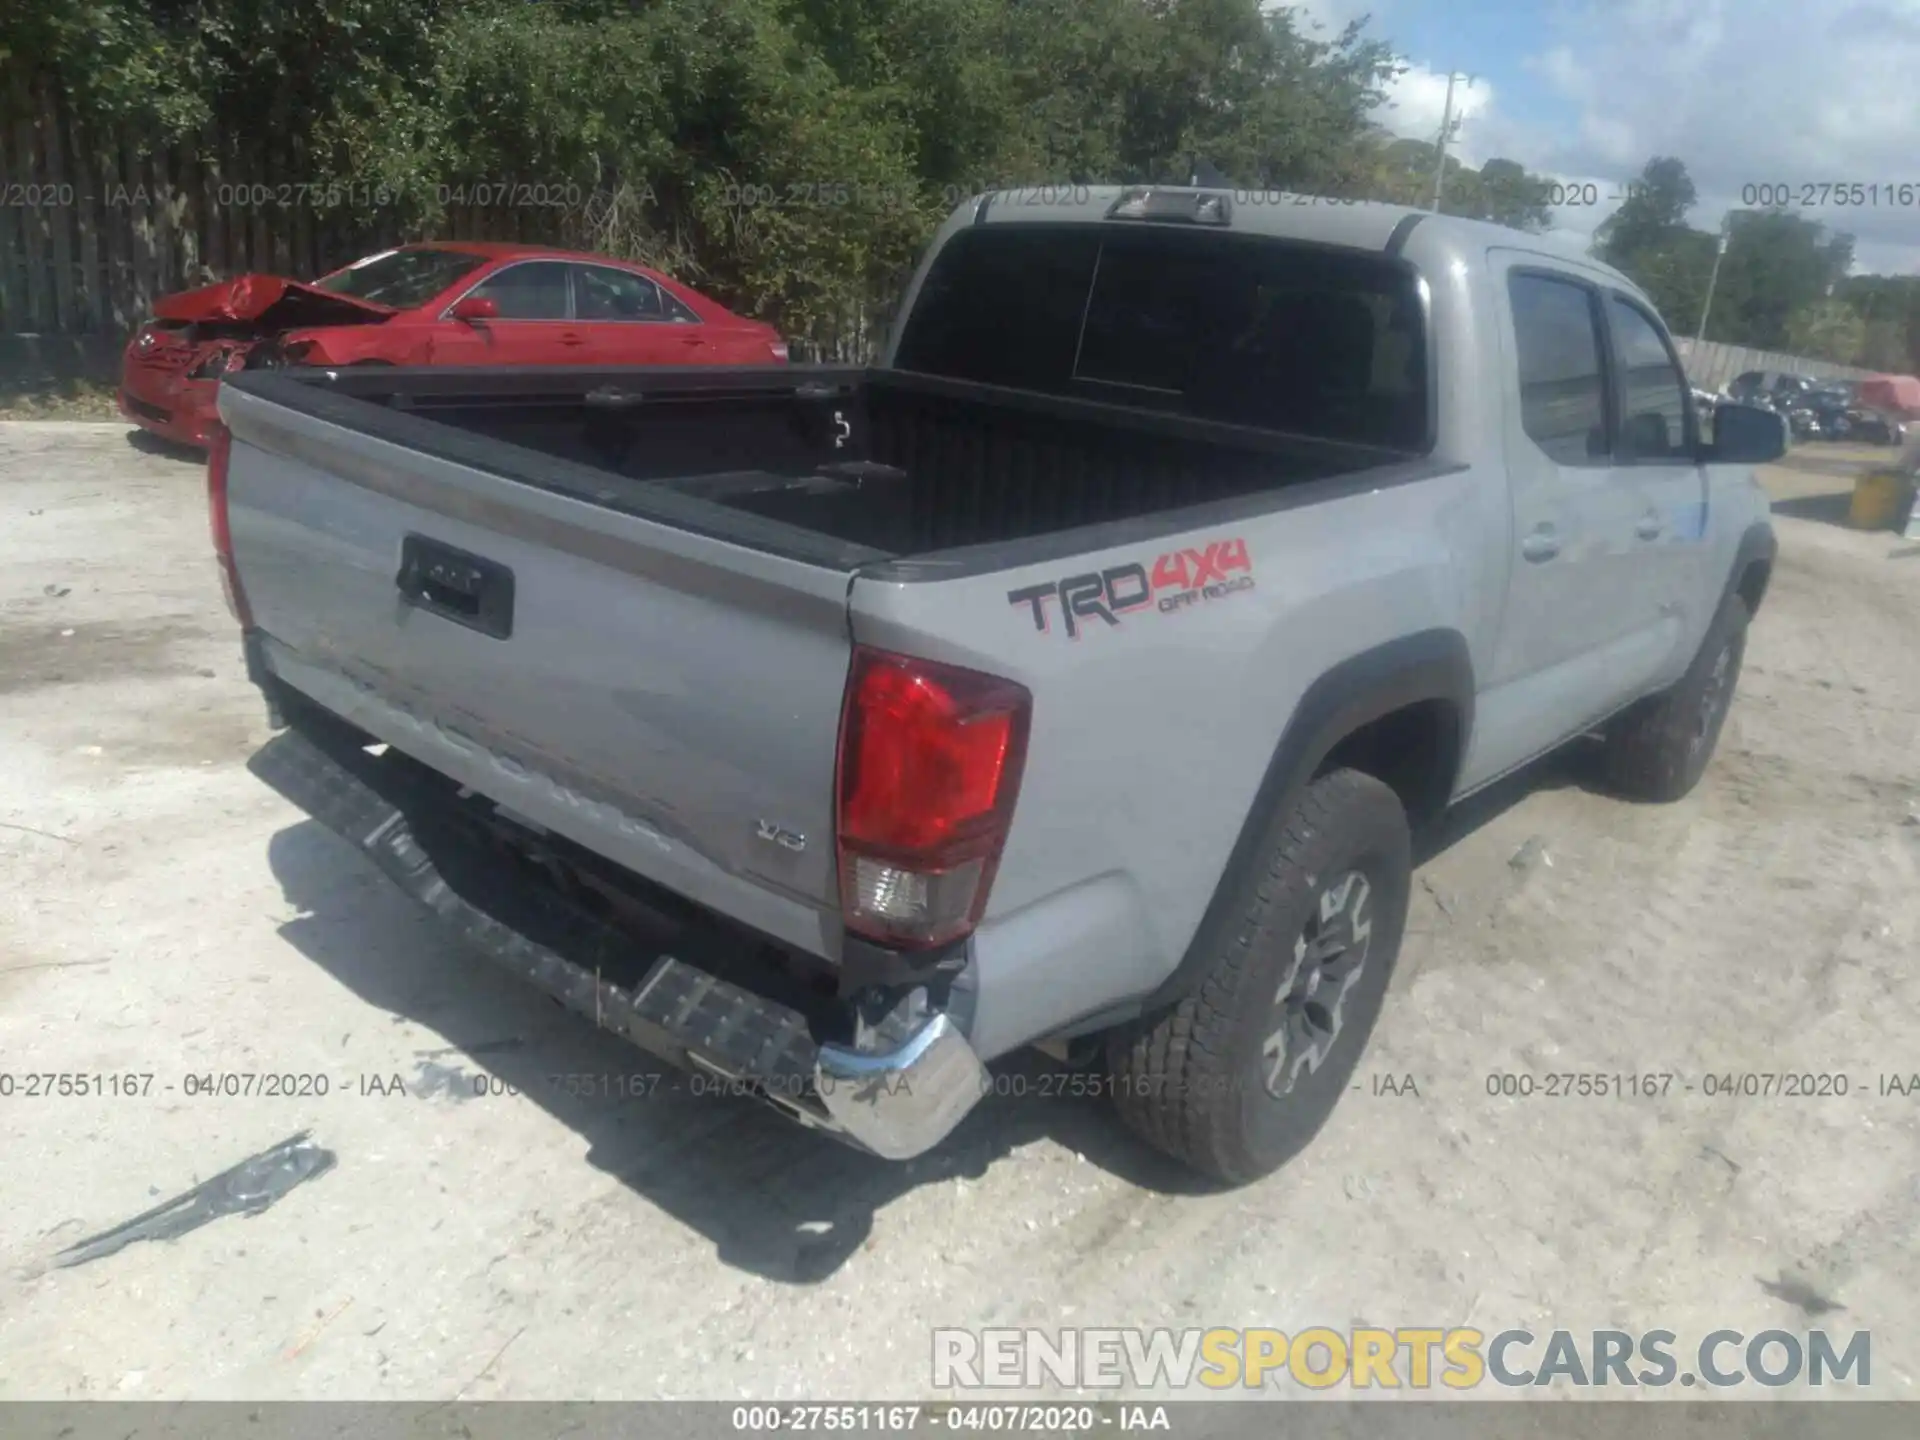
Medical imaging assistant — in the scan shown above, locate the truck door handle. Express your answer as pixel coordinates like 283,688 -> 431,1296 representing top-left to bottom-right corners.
1520,526 -> 1560,563
559,332 -> 587,347
1635,512 -> 1664,540
397,534 -> 515,639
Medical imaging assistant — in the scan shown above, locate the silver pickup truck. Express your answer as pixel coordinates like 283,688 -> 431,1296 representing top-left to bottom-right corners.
217,187 -> 1784,1184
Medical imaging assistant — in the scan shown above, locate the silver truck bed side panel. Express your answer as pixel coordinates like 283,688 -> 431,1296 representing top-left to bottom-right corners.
852,463 -> 1500,1061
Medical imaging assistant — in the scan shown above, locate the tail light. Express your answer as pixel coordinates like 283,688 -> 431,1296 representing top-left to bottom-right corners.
206,426 -> 252,627
834,646 -> 1031,949
769,339 -> 790,363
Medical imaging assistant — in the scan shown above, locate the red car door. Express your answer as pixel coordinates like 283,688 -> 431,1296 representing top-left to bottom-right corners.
570,263 -> 712,365
429,260 -> 587,364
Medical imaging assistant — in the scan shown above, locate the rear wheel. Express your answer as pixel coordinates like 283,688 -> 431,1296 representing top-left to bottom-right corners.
1108,768 -> 1411,1185
1601,592 -> 1749,802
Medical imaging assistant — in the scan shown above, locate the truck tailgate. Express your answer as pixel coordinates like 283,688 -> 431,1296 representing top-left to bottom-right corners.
219,382 -> 860,961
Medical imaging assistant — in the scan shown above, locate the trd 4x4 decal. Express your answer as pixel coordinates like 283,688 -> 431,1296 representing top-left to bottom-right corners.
1008,537 -> 1254,639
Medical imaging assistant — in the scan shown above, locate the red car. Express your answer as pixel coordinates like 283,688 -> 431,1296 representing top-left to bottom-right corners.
119,242 -> 789,448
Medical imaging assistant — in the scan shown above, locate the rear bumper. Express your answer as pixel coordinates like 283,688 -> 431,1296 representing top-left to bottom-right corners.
248,690 -> 986,1161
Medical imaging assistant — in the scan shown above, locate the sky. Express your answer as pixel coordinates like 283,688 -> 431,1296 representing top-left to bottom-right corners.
1284,0 -> 1920,276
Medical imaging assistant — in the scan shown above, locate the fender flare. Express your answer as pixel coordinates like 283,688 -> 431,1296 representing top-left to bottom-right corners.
1720,520 -> 1778,616
1143,628 -> 1474,1011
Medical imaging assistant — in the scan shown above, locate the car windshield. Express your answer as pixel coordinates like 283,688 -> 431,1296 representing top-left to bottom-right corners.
313,248 -> 486,308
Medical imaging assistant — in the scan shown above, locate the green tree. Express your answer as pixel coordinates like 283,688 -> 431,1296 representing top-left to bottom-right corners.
1343,133 -> 1553,230
1711,210 -> 1854,351
1474,157 -> 1554,231
1835,275 -> 1920,372
7,0 -> 1408,349
1592,156 -> 1718,334
1593,156 -> 1695,260
1783,300 -> 1866,365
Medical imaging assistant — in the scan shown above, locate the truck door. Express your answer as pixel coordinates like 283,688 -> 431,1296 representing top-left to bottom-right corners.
1466,257 -> 1673,783
1598,290 -> 1711,686
430,261 -> 586,364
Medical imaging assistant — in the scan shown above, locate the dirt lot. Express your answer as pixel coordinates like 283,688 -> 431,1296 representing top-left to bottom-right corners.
1,421 -> 1917,1401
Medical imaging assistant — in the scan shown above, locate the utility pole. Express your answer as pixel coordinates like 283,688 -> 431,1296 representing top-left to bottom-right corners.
1429,72 -> 1474,213
1696,213 -> 1732,343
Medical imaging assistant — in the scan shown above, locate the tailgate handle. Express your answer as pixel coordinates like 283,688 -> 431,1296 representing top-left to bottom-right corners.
396,535 -> 515,639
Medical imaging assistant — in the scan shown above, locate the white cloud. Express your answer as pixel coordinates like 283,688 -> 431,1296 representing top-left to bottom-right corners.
1508,0 -> 1920,274
1285,0 -> 1920,274
1378,64 -> 1494,154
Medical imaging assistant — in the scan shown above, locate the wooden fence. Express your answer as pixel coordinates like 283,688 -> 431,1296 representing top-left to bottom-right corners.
1675,337 -> 1877,393
0,70 -> 580,339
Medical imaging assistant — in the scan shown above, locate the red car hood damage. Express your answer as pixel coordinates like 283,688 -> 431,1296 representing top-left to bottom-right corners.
152,274 -> 394,331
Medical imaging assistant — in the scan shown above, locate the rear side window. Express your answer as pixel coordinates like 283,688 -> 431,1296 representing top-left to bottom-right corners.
469,261 -> 573,320
1508,273 -> 1607,468
893,226 -> 1429,451
574,264 -> 700,323
1607,296 -> 1692,461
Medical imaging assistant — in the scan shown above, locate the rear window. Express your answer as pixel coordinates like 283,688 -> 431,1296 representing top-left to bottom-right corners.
893,225 -> 1429,450
315,248 -> 487,309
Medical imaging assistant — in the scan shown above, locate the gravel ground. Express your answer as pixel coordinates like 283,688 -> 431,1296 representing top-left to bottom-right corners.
1,421 -> 1917,1401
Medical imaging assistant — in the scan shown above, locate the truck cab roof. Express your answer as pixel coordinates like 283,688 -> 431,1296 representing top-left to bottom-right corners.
960,183 -> 1641,291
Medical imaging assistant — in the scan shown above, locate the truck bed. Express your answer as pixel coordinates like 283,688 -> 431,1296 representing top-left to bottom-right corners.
232,363 -> 1408,559
217,338 -> 1430,974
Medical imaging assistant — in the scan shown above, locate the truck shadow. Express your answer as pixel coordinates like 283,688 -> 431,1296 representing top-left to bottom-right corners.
263,817 -> 1207,1284
126,428 -> 206,463
1414,738 -> 1596,863
259,729 -> 1599,1283
1769,491 -> 1857,529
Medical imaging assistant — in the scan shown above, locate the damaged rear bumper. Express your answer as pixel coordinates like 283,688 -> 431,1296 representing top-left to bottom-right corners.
248,701 -> 986,1161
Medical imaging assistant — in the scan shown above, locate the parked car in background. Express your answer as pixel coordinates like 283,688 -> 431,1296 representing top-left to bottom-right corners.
1785,400 -> 1825,442
1690,383 -> 1719,434
119,243 -> 789,447
1725,371 -> 1831,445
1726,369 -> 1818,410
1804,381 -> 1905,445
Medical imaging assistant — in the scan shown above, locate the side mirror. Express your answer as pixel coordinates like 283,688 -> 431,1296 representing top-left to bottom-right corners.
450,295 -> 499,323
1705,401 -> 1788,465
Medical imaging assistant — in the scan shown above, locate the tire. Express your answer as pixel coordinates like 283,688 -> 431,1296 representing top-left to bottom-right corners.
1600,591 -> 1749,803
1108,768 -> 1412,1185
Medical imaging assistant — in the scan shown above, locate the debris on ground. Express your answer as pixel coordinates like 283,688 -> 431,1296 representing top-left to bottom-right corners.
42,583 -> 70,598
1421,875 -> 1455,916
51,1132 -> 336,1269
1509,836 -> 1553,874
